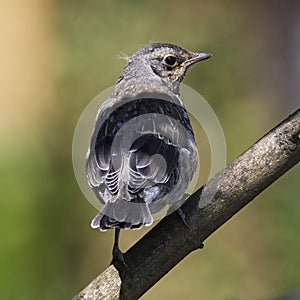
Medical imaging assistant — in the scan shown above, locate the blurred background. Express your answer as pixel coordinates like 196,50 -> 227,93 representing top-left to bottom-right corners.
0,0 -> 299,299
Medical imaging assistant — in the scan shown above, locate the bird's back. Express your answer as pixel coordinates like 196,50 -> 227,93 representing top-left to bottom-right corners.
86,79 -> 198,230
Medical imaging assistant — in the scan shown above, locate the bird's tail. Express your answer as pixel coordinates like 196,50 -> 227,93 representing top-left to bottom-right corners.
91,198 -> 153,231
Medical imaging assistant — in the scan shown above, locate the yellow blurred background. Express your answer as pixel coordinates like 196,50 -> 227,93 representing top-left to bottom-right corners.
0,1 -> 299,299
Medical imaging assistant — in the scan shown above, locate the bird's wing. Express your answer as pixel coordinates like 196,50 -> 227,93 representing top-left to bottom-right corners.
86,97 -> 197,205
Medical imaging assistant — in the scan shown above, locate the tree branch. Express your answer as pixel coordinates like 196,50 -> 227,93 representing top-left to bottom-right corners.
72,109 -> 300,300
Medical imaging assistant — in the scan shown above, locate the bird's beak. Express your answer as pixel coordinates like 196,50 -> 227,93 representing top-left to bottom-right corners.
184,52 -> 213,68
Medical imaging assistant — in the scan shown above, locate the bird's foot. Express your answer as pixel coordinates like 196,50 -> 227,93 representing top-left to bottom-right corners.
111,246 -> 127,267
176,208 -> 204,249
198,243 -> 204,249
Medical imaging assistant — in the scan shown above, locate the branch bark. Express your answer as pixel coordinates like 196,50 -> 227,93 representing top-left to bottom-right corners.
73,108 -> 300,300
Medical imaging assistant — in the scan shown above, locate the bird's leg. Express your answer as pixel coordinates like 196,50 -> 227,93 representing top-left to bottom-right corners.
111,228 -> 127,267
171,194 -> 189,227
177,208 -> 188,226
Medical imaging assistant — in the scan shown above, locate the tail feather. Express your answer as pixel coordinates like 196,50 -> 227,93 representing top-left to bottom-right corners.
91,198 -> 153,230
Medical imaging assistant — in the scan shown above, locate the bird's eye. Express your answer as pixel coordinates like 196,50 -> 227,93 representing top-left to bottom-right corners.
163,54 -> 177,67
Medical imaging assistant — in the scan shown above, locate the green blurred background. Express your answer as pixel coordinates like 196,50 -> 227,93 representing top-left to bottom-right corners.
0,1 -> 299,299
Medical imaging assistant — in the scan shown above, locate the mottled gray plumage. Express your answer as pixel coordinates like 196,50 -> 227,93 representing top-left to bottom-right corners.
86,43 -> 211,263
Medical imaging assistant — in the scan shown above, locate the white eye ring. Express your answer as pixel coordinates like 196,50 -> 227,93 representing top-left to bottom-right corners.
163,54 -> 177,67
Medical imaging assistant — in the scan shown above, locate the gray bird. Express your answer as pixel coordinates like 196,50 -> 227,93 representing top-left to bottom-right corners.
86,43 -> 212,264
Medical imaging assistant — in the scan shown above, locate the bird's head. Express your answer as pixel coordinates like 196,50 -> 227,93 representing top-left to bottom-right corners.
119,43 -> 212,92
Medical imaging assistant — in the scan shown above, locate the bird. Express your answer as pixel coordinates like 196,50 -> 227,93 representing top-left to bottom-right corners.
86,43 -> 212,264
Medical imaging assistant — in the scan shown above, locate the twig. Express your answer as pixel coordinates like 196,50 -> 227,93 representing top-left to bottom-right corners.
72,108 -> 300,300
